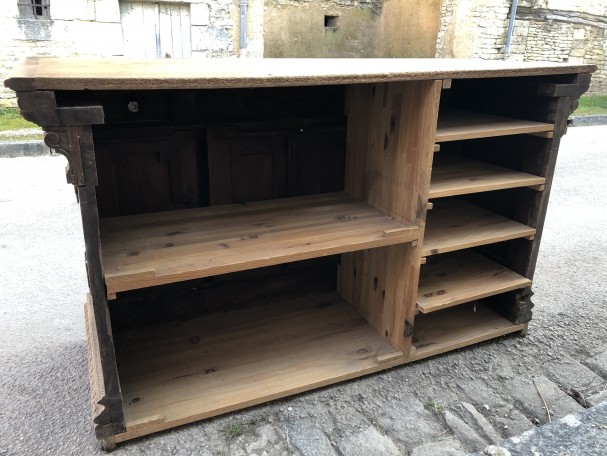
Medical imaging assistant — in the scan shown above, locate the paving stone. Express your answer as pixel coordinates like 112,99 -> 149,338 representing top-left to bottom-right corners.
372,393 -> 446,446
456,379 -> 507,409
586,390 -> 607,407
586,349 -> 607,379
337,426 -> 400,456
286,418 -> 337,456
483,402 -> 607,456
483,446 -> 513,456
328,404 -> 371,436
492,408 -> 534,438
450,402 -> 501,443
410,438 -> 466,456
244,424 -> 289,456
544,355 -> 606,396
456,378 -> 534,438
444,410 -> 490,452
504,375 -> 583,424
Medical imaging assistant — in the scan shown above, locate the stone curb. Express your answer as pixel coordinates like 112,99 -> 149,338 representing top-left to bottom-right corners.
472,401 -> 607,456
0,140 -> 50,158
569,114 -> 607,127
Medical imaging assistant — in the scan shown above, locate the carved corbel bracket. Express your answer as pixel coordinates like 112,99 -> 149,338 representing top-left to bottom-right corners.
44,127 -> 85,186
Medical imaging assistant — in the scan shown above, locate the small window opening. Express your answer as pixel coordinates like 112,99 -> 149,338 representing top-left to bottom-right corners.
324,15 -> 339,30
18,0 -> 50,19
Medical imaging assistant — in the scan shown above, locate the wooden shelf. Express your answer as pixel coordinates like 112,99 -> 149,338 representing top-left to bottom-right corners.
429,154 -> 546,198
435,110 -> 554,142
112,292 -> 402,442
422,199 -> 535,256
100,192 -> 419,295
417,251 -> 531,313
411,303 -> 526,359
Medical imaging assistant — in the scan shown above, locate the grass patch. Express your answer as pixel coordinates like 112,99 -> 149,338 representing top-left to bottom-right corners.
574,95 -> 607,116
424,399 -> 445,414
0,107 -> 39,132
222,421 -> 244,441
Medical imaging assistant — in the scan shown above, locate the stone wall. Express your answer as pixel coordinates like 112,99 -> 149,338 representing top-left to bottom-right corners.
263,0 -> 440,58
436,0 -> 607,95
0,0 -> 264,107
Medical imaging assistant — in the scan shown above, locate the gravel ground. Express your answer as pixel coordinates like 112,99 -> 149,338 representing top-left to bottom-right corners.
0,126 -> 606,456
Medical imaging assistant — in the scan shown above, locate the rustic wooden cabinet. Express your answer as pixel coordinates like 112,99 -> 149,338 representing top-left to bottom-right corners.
5,58 -> 594,449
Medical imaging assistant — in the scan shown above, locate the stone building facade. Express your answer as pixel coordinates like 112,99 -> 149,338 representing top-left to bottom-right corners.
0,0 -> 264,106
436,0 -> 607,95
263,0 -> 440,58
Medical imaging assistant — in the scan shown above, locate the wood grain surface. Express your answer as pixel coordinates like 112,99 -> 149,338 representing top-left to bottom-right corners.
4,57 -> 596,91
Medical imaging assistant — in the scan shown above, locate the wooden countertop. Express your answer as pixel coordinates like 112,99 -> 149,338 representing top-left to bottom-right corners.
4,57 -> 597,92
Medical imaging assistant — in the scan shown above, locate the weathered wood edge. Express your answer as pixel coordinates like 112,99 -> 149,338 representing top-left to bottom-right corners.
3,57 -> 597,92
504,74 -> 590,324
24,95 -> 126,445
15,91 -> 104,127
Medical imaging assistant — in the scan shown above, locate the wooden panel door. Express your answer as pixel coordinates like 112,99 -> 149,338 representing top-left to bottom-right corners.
120,1 -> 192,59
95,131 -> 199,217
207,129 -> 288,205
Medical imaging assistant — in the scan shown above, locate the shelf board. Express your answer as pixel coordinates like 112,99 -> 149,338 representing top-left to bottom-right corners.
100,192 -> 419,295
422,199 -> 535,256
435,110 -> 554,142
417,251 -> 531,313
411,303 -> 526,360
112,292 -> 402,442
429,154 -> 546,198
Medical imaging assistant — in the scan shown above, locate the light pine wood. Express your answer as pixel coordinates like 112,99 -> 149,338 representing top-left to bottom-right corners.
4,58 -> 596,92
429,154 -> 546,198
340,80 -> 441,353
112,292 -> 403,442
100,192 -> 419,295
423,199 -> 536,256
417,251 -> 531,313
411,303 -> 526,359
435,110 -> 554,142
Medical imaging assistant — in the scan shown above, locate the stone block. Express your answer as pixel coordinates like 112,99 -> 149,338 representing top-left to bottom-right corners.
338,426 -> 401,456
504,375 -> 583,424
586,350 -> 607,379
287,418 -> 337,456
191,3 -> 210,26
372,393 -> 447,446
411,438 -> 466,456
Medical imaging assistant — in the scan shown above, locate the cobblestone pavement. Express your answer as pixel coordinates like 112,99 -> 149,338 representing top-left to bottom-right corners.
0,126 -> 606,456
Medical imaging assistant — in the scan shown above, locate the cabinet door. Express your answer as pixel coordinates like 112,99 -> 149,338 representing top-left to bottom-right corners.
207,126 -> 346,205
289,127 -> 346,196
95,131 -> 199,217
207,129 -> 288,205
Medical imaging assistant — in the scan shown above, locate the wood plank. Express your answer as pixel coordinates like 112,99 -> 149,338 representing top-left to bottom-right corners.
435,110 -> 554,142
429,154 -> 546,198
100,192 -> 420,295
411,303 -> 526,359
4,58 -> 596,92
112,292 -> 402,442
340,80 -> 440,353
423,199 -> 535,256
417,251 -> 531,313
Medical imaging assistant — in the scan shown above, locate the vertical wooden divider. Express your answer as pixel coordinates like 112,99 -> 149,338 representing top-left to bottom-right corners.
338,80 -> 441,354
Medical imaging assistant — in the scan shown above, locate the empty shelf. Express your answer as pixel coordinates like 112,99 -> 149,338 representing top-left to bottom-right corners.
435,110 -> 554,142
430,154 -> 546,198
423,199 -> 535,256
411,303 -> 526,360
100,192 -> 419,295
417,251 -> 531,313
112,292 -> 401,442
